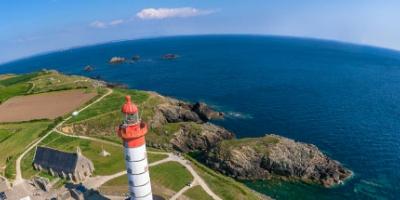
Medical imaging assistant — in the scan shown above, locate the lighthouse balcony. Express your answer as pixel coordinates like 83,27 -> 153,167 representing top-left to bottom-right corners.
118,122 -> 148,140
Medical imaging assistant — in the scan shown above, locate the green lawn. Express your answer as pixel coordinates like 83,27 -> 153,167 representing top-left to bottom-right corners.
0,82 -> 31,103
101,161 -> 193,198
185,155 -> 264,200
183,185 -> 213,200
0,121 -> 52,178
148,153 -> 168,163
150,161 -> 193,192
27,70 -> 97,94
0,71 -> 102,103
66,88 -> 149,124
61,88 -> 170,145
0,72 -> 39,87
21,132 -> 168,179
103,161 -> 193,191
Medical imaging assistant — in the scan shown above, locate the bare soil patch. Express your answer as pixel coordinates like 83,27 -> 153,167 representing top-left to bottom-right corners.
0,90 -> 96,122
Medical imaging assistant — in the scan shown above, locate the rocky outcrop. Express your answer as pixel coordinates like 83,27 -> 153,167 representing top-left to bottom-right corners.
205,134 -> 352,187
157,103 -> 203,124
191,102 -> 224,121
84,65 -> 94,72
170,123 -> 234,152
150,95 -> 224,126
109,57 -> 126,64
162,54 -> 178,60
147,95 -> 232,152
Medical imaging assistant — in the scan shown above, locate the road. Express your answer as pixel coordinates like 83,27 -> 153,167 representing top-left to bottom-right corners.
13,88 -> 112,186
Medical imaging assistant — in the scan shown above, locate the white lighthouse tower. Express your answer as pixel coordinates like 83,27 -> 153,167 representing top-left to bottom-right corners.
117,96 -> 153,200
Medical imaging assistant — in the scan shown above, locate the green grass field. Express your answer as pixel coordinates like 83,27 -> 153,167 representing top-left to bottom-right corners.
27,71 -> 97,94
183,185 -> 213,200
66,88 -> 149,124
103,161 -> 193,192
61,88 -> 171,145
150,161 -> 193,192
0,83 -> 31,103
0,72 -> 39,87
0,72 -> 37,103
0,121 -> 52,178
0,71 -> 101,104
101,161 -> 193,198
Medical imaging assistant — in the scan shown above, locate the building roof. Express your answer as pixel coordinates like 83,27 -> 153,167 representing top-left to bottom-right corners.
33,146 -> 78,173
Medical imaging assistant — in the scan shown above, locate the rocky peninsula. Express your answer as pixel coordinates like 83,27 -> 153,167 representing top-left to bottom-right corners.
61,82 -> 351,188
142,93 -> 352,187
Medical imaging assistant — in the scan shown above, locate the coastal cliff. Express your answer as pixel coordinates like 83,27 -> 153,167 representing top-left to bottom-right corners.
146,93 -> 351,187
205,134 -> 352,187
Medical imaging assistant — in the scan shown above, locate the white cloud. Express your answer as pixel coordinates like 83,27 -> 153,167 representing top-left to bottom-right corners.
109,19 -> 124,26
90,20 -> 107,28
89,19 -> 125,28
136,7 -> 213,20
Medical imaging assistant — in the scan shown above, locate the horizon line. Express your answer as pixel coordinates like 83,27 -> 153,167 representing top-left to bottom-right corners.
2,33 -> 400,66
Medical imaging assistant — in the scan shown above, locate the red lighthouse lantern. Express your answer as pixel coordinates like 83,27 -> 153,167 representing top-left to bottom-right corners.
118,96 -> 148,148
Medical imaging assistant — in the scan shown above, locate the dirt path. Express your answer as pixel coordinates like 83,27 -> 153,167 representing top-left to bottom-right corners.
13,88 -> 113,186
169,154 -> 222,200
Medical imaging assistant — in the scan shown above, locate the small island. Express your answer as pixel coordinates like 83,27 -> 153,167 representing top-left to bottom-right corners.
162,53 -> 178,60
109,56 -> 126,64
83,65 -> 94,72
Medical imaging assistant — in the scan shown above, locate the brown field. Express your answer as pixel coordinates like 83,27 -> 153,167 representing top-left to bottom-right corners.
0,90 -> 96,122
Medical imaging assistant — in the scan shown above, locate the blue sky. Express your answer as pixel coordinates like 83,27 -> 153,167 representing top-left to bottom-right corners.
1,0 -> 400,63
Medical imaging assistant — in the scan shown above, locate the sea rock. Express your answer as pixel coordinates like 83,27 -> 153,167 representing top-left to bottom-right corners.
162,54 -> 178,60
84,65 -> 94,72
109,57 -> 126,64
170,123 -> 235,152
132,55 -> 141,61
205,134 -> 352,187
191,102 -> 224,121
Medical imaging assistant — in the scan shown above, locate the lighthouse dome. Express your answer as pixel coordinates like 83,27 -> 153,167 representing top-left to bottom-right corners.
122,96 -> 138,114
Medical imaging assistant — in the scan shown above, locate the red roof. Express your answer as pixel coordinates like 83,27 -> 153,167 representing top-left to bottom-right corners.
121,96 -> 138,114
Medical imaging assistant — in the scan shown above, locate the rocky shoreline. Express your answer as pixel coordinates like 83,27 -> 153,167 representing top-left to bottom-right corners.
61,85 -> 352,188
147,93 -> 352,188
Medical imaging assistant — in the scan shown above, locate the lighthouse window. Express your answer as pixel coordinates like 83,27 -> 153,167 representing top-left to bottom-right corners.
125,113 -> 139,124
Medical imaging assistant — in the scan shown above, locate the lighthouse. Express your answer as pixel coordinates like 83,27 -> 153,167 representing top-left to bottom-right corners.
117,96 -> 153,200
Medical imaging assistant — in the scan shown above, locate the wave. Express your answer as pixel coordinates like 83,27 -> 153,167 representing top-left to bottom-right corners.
225,111 -> 253,119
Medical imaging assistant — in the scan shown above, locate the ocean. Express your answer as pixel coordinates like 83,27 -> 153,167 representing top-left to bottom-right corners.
1,35 -> 399,199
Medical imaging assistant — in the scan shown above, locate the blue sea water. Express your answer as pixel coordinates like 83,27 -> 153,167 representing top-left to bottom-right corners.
1,35 -> 400,199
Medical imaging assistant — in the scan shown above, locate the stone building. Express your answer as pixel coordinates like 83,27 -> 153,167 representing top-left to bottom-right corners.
33,146 -> 94,182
